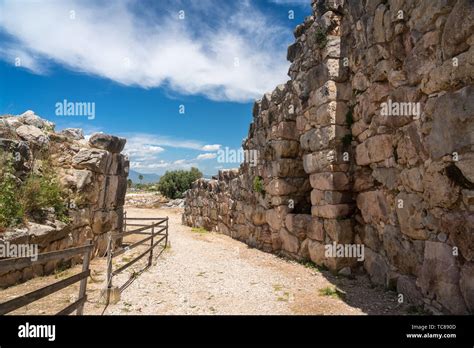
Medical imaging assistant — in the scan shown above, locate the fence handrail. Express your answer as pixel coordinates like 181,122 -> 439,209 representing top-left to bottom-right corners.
113,218 -> 167,239
0,244 -> 93,274
112,235 -> 166,277
124,217 -> 168,221
105,215 -> 168,292
0,240 -> 93,316
112,226 -> 167,258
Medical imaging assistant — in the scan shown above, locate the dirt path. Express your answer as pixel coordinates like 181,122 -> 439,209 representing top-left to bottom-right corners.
1,207 -> 410,315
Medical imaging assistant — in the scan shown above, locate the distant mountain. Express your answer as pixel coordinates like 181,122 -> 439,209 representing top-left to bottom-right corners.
128,170 -> 160,184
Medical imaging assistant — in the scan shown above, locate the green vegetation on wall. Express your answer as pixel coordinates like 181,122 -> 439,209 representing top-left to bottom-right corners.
0,151 -> 69,230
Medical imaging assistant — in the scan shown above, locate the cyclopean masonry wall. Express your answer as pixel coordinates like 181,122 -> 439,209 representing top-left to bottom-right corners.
184,0 -> 474,314
0,111 -> 129,287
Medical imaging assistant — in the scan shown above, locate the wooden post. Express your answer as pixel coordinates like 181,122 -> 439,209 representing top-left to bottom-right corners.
148,225 -> 154,266
165,217 -> 169,248
76,239 -> 92,315
123,211 -> 127,232
106,232 -> 114,290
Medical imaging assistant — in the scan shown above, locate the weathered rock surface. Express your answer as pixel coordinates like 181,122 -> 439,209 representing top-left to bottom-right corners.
183,0 -> 474,314
0,111 -> 128,287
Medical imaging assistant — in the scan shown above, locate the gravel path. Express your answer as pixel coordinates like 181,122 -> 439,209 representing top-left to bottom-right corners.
1,207 -> 409,315
101,207 -> 408,315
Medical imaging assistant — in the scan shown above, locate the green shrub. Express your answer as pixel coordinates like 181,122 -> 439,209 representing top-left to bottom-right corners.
0,152 -> 69,228
0,152 -> 23,228
315,27 -> 328,48
157,167 -> 202,199
20,169 -> 68,222
253,176 -> 265,194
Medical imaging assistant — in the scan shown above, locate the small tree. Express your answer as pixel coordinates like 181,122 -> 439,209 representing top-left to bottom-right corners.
157,167 -> 202,199
138,174 -> 144,184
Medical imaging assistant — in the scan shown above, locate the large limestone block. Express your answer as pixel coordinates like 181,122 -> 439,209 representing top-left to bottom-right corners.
270,121 -> 298,140
324,219 -> 353,244
279,228 -> 299,254
460,262 -> 474,312
307,217 -> 324,241
422,46 -> 474,94
265,179 -> 298,196
303,150 -> 337,174
72,149 -> 109,173
422,163 -> 459,208
356,190 -> 390,225
418,241 -> 467,314
311,189 -> 352,205
395,192 -> 429,240
355,134 -> 393,166
300,126 -> 349,152
285,214 -> 312,240
383,225 -> 424,276
265,206 -> 289,232
270,140 -> 299,158
425,86 -> 474,159
311,204 -> 353,219
441,0 -> 474,59
308,239 -> 326,265
397,275 -> 424,307
309,172 -> 350,191
364,248 -> 389,286
305,101 -> 348,126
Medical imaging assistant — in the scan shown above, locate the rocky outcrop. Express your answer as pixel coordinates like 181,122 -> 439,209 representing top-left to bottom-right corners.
0,111 -> 129,287
183,0 -> 474,314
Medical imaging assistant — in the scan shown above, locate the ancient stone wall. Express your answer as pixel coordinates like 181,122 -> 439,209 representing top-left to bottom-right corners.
0,111 -> 129,287
183,0 -> 474,314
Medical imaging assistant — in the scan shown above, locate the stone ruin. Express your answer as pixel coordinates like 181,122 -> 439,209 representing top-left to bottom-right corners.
0,111 -> 129,287
183,0 -> 474,314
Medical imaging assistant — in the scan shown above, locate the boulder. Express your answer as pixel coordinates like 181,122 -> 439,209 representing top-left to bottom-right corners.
89,133 -> 126,153
60,128 -> 84,140
72,149 -> 109,173
16,125 -> 49,147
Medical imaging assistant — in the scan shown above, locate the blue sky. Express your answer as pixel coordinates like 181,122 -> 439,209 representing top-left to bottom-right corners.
0,0 -> 311,175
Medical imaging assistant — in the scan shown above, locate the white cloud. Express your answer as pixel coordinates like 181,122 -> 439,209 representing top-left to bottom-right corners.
269,0 -> 310,5
201,144 -> 221,151
0,0 -> 292,102
123,133 -> 218,173
196,153 -> 217,160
